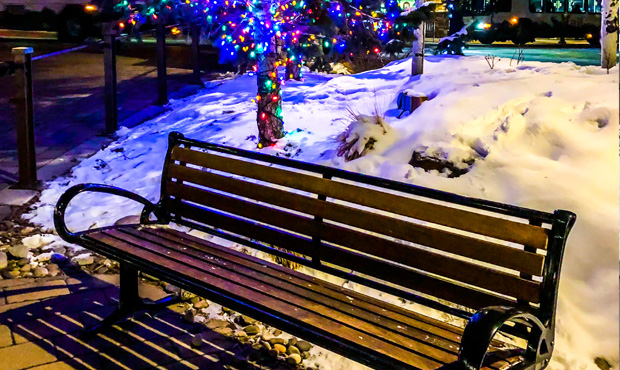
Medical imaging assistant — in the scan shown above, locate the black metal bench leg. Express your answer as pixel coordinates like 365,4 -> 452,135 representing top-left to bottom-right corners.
81,263 -> 181,338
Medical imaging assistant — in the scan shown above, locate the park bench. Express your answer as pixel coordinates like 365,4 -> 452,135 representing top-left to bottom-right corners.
54,132 -> 576,370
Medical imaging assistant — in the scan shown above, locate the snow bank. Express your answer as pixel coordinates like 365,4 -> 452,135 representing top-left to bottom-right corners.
26,56 -> 619,370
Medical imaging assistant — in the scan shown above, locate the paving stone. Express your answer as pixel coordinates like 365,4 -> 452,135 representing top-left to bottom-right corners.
12,312 -> 84,344
0,325 -> 12,348
0,189 -> 37,206
171,331 -> 237,359
0,339 -> 57,370
158,354 -> 227,370
0,300 -> 44,324
96,342 -> 160,370
118,313 -> 195,341
27,353 -> 103,370
39,289 -> 108,315
53,333 -> 100,360
0,278 -> 35,290
139,284 -> 172,303
76,305 -> 116,330
5,280 -> 70,304
123,336 -> 182,365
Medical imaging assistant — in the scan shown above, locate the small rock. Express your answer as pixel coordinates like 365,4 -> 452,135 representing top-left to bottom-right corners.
272,329 -> 282,336
193,300 -> 209,309
243,325 -> 260,336
268,349 -> 278,358
9,245 -> 29,259
262,341 -> 272,351
181,290 -> 197,301
34,266 -> 49,277
234,330 -> 248,338
22,272 -> 33,278
287,345 -> 300,355
47,264 -> 59,276
2,269 -> 20,279
221,307 -> 233,314
21,227 -> 35,235
296,341 -> 312,352
213,327 -> 233,336
287,338 -> 297,346
20,264 -> 31,272
183,309 -> 196,323
268,338 -> 286,346
205,319 -> 232,330
287,354 -> 302,365
35,252 -> 53,262
301,351 -> 310,359
237,315 -> 256,326
273,343 -> 286,354
72,254 -> 94,266
0,252 -> 6,269
94,266 -> 108,274
17,258 -> 29,266
191,334 -> 203,348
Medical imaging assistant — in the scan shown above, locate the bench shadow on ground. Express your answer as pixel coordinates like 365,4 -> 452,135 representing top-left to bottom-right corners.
0,268 -> 275,370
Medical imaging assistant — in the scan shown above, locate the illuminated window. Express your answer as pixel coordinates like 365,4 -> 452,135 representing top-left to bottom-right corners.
568,0 -> 585,12
587,0 -> 601,12
546,0 -> 566,12
529,0 -> 544,12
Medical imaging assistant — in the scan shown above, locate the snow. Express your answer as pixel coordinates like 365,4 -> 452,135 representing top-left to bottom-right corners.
438,24 -> 468,44
25,56 -> 619,370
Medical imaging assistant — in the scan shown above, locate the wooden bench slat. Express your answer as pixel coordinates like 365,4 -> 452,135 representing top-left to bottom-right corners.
167,165 -> 545,276
167,182 -> 540,303
145,227 -> 514,351
85,230 -> 452,369
148,226 -> 468,341
119,227 -> 464,355
168,200 -> 519,309
170,147 -> 548,249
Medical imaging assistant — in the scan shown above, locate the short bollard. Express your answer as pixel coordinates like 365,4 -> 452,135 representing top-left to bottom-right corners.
102,22 -> 119,134
190,23 -> 203,87
12,47 -> 37,189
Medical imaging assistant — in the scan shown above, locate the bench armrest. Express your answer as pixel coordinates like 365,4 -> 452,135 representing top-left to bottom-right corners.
54,184 -> 166,243
458,306 -> 552,370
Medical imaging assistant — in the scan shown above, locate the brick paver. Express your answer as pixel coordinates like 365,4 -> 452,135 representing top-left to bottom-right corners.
0,339 -> 58,370
0,274 -> 250,370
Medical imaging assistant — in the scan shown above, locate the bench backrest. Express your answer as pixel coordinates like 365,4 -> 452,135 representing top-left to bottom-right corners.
160,132 -> 575,332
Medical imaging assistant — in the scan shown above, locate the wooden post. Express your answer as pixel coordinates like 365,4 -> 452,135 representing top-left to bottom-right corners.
156,17 -> 168,105
190,23 -> 203,86
102,22 -> 118,134
12,47 -> 37,189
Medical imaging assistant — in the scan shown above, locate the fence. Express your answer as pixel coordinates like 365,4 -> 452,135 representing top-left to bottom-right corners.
1,21 -> 205,190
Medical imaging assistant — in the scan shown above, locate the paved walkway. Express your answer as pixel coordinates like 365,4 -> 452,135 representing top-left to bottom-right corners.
0,41 -> 206,191
0,273 -> 260,370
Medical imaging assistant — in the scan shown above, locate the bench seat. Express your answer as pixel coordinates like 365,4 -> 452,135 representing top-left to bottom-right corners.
81,224 -> 523,370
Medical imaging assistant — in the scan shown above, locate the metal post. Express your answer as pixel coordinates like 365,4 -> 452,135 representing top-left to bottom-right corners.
156,17 -> 168,105
190,23 -> 203,87
12,47 -> 37,189
102,23 -> 118,134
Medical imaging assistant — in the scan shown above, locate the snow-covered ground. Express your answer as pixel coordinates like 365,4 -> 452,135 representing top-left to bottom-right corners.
26,56 -> 619,370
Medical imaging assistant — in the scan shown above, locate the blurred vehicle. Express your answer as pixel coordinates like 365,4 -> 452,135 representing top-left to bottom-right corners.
463,0 -> 601,45
0,0 -> 130,41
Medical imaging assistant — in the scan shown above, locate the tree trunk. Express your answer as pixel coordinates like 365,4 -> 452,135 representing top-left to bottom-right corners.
256,3 -> 284,147
601,0 -> 619,70
411,0 -> 426,76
